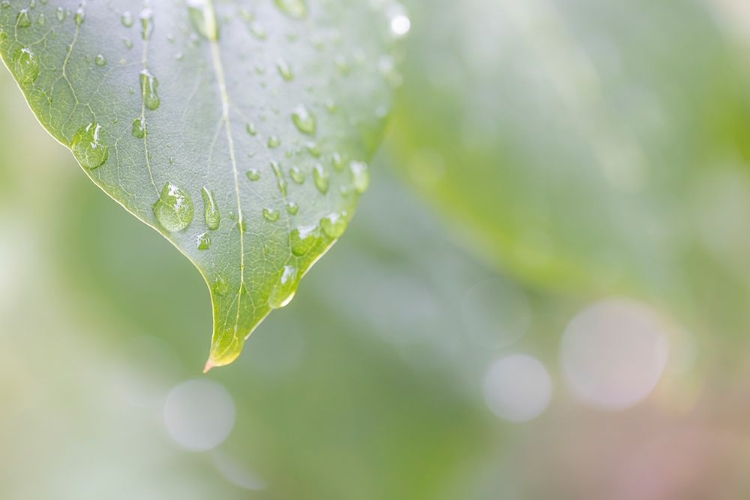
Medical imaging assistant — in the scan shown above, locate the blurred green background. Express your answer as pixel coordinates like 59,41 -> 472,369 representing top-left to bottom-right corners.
4,0 -> 750,498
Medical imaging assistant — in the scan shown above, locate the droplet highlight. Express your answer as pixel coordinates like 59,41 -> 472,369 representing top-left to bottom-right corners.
71,122 -> 109,170
268,265 -> 299,309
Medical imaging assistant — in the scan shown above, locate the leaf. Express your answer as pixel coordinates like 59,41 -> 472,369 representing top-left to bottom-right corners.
391,0 -> 750,303
0,0 -> 404,369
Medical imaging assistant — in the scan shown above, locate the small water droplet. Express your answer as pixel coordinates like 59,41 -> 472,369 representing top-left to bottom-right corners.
246,169 -> 260,181
121,11 -> 133,27
267,135 -> 280,148
262,207 -> 280,222
331,152 -> 345,171
94,54 -> 107,66
187,0 -> 219,41
74,6 -> 85,26
276,58 -> 293,81
36,12 -> 45,25
237,213 -> 247,233
56,7 -> 66,21
12,46 -> 39,85
140,69 -> 160,110
286,201 -> 299,215
201,187 -> 221,230
270,160 -> 287,196
291,104 -> 316,135
350,161 -> 369,193
153,182 -> 194,232
245,122 -> 257,136
140,8 -> 153,41
305,141 -> 321,158
320,212 -> 348,239
290,224 -> 320,256
123,37 -> 133,49
274,0 -> 307,19
249,21 -> 266,40
290,166 -> 305,184
17,9 -> 31,28
313,164 -> 329,194
268,265 -> 299,309
197,232 -> 211,250
71,122 -> 109,170
131,117 -> 146,138
213,275 -> 229,296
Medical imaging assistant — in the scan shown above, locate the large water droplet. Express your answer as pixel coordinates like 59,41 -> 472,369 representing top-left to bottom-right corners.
153,182 -> 194,232
313,164 -> 329,194
274,0 -> 307,19
320,212 -> 347,239
201,187 -> 220,230
268,265 -> 299,309
197,232 -> 211,250
350,161 -> 370,193
276,58 -> 293,81
17,9 -> 31,28
290,224 -> 320,256
71,122 -> 109,169
187,0 -> 218,41
12,46 -> 39,85
140,8 -> 153,41
140,69 -> 160,110
262,207 -> 280,222
291,104 -> 316,135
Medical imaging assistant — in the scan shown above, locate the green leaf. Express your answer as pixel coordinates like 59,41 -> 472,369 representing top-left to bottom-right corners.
0,0 -> 402,369
391,0 -> 750,303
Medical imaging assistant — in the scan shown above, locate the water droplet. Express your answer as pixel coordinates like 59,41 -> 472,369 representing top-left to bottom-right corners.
320,212 -> 348,239
123,37 -> 133,49
201,187 -> 220,230
286,201 -> 299,215
262,207 -> 280,222
131,117 -> 146,138
140,69 -> 160,110
325,99 -> 337,113
245,122 -> 257,136
121,11 -> 133,27
350,161 -> 369,193
274,0 -> 307,19
153,182 -> 194,232
12,46 -> 39,85
94,54 -> 107,66
1,2 -> 10,9
187,0 -> 219,40
291,104 -> 316,135
197,232 -> 211,250
313,164 -> 329,194
36,12 -> 45,25
276,58 -> 293,81
269,161 -> 287,196
56,7 -> 66,21
17,9 -> 31,28
268,265 -> 299,309
334,54 -> 350,75
290,224 -> 320,256
246,169 -> 260,181
74,6 -> 85,26
71,122 -> 109,170
267,135 -> 280,148
305,141 -> 321,158
289,167 -> 305,184
237,213 -> 247,233
331,152 -> 345,171
213,275 -> 229,296
249,22 -> 266,40
140,8 -> 153,41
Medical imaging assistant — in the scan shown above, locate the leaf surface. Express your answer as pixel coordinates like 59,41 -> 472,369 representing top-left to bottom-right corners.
0,0 -> 402,368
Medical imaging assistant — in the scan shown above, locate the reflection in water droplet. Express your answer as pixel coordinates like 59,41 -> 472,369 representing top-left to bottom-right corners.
71,122 -> 109,169
201,187 -> 220,230
268,265 -> 299,309
140,69 -> 160,110
290,224 -> 320,256
313,164 -> 329,194
153,182 -> 194,232
270,161 -> 287,196
187,0 -> 219,41
197,232 -> 211,250
286,201 -> 299,215
94,54 -> 107,66
289,167 -> 304,184
350,161 -> 369,193
274,0 -> 307,19
291,104 -> 316,135
17,9 -> 31,28
262,208 -> 280,222
276,58 -> 293,81
131,117 -> 146,138
320,212 -> 347,239
140,8 -> 153,41
12,47 -> 39,85
121,11 -> 134,27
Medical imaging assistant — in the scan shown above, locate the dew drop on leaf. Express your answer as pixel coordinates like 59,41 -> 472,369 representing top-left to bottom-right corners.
276,58 -> 293,81
313,163 -> 329,194
268,265 -> 299,309
289,166 -> 305,184
292,104 -> 316,135
197,232 -> 211,250
286,201 -> 299,215
274,0 -> 307,19
16,9 -> 31,28
94,54 -> 107,66
249,22 -> 266,40
349,161 -> 370,193
246,169 -> 260,181
262,207 -> 280,222
213,275 -> 229,296
71,122 -> 109,170
153,182 -> 194,232
140,69 -> 160,110
320,212 -> 347,239
201,187 -> 220,230
74,6 -> 85,26
245,122 -> 257,136
121,11 -> 133,28
56,7 -> 65,21
331,152 -> 345,171
139,8 -> 153,41
12,46 -> 39,85
270,160 -> 287,196
290,224 -> 320,256
267,135 -> 280,148
131,117 -> 146,138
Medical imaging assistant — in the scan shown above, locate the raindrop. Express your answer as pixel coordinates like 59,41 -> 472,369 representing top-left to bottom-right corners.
197,232 -> 211,250
262,208 -> 280,222
276,58 -> 293,81
94,54 -> 107,66
140,69 -> 160,110
74,5 -> 84,26
290,224 -> 320,256
246,169 -> 260,181
12,47 -> 39,85
249,22 -> 266,40
305,142 -> 321,158
289,166 -> 304,184
331,152 -> 345,171
274,0 -> 307,19
123,37 -> 133,49
291,104 -> 316,135
131,117 -> 146,138
267,135 -> 280,148
36,12 -> 45,25
56,7 -> 66,21
285,201 -> 299,215
140,8 -> 153,41
349,161 -> 369,193
153,182 -> 194,232
270,161 -> 287,196
313,164 -> 329,194
16,9 -> 31,27
201,187 -> 220,230
268,265 -> 299,309
245,122 -> 257,136
213,275 -> 229,296
320,212 -> 347,239
121,11 -> 133,27
71,122 -> 109,169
